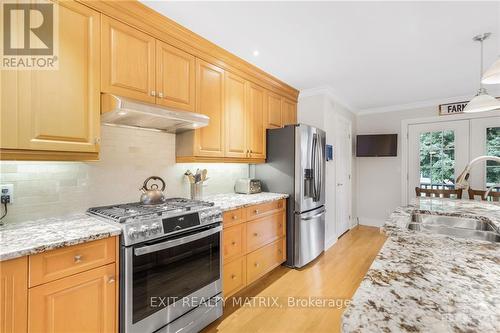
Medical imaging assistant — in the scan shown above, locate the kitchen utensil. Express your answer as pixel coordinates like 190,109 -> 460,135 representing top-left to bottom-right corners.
140,176 -> 167,205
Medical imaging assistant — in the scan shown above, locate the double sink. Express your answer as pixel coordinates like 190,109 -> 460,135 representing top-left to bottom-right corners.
408,213 -> 500,243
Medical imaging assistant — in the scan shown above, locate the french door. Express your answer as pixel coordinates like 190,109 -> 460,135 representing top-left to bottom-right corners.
407,116 -> 500,201
408,120 -> 469,201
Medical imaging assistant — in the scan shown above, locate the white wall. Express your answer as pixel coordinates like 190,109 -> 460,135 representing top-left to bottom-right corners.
298,91 -> 357,249
355,106 -> 447,226
0,126 -> 248,223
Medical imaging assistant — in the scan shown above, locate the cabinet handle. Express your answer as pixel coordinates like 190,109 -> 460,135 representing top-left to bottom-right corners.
232,215 -> 238,220
254,262 -> 260,267
74,255 -> 83,263
254,209 -> 260,214
158,92 -> 164,98
231,241 -> 236,246
231,274 -> 236,280
108,276 -> 115,284
253,232 -> 259,237
278,249 -> 282,254
94,137 -> 101,144
151,91 -> 156,97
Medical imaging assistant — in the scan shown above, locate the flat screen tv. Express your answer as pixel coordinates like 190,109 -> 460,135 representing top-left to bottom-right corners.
356,134 -> 397,157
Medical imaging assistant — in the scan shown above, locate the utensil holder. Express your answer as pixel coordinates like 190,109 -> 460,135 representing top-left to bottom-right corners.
190,183 -> 203,200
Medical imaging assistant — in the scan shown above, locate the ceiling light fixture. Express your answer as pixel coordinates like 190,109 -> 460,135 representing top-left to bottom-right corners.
482,57 -> 500,84
464,32 -> 500,113
252,50 -> 259,57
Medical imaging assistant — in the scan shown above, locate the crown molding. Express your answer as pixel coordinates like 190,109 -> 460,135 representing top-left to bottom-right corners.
356,94 -> 477,116
299,86 -> 357,112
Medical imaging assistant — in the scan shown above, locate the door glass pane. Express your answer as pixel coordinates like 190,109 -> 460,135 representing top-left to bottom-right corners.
419,130 -> 456,189
132,232 -> 220,324
486,127 -> 500,189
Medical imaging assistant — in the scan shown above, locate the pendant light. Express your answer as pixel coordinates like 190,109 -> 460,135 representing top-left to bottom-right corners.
464,32 -> 500,113
482,57 -> 500,84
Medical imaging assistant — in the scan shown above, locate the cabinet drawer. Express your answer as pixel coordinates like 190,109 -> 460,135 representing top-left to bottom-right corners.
223,256 -> 246,297
245,199 -> 285,220
223,208 -> 245,228
246,237 -> 285,285
246,212 -> 285,253
223,224 -> 246,261
29,237 -> 116,287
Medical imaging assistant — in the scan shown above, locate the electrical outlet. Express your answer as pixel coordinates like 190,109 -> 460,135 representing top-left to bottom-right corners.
1,184 -> 14,204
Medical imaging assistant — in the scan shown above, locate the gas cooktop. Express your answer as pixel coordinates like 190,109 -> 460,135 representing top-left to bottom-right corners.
87,198 -> 214,223
87,198 -> 221,246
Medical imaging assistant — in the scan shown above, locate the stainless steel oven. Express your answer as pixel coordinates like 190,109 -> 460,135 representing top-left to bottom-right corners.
122,223 -> 223,333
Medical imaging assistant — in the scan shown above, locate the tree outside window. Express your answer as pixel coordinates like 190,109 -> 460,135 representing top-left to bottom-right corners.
486,127 -> 500,189
419,130 -> 455,189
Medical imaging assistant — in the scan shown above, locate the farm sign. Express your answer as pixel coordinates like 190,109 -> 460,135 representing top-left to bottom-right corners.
438,101 -> 468,116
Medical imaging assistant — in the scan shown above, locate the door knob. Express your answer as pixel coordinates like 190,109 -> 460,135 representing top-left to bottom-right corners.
337,183 -> 343,186
74,255 -> 83,263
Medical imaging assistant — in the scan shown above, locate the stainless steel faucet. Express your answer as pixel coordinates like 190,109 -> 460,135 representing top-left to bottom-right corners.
456,155 -> 500,198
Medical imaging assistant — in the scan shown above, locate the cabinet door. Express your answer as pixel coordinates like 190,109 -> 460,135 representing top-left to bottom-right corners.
266,91 -> 282,129
156,41 -> 195,112
29,263 -> 116,333
247,83 -> 266,159
194,59 -> 225,157
16,1 -> 100,153
282,98 -> 297,126
0,257 -> 28,333
225,72 -> 247,158
101,16 -> 155,103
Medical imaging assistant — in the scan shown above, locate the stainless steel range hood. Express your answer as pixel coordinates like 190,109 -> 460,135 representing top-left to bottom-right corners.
101,94 -> 209,133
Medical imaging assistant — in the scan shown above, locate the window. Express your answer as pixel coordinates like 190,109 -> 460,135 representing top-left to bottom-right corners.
419,130 -> 455,189
486,127 -> 500,188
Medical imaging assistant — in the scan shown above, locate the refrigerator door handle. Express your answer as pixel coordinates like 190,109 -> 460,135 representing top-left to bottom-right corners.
302,209 -> 326,220
311,134 -> 318,200
316,135 -> 323,202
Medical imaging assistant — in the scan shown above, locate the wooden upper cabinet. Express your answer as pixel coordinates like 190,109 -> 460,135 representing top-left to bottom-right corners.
225,72 -> 247,158
28,263 -> 116,333
0,257 -> 28,333
266,91 -> 282,129
247,83 -> 266,159
101,15 -> 155,103
282,98 -> 297,126
194,59 -> 225,157
156,41 -> 195,112
15,0 -> 100,154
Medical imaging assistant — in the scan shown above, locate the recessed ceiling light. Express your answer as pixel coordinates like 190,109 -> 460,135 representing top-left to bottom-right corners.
252,50 -> 259,57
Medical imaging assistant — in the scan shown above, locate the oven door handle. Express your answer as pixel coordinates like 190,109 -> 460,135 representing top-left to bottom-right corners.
134,225 -> 222,256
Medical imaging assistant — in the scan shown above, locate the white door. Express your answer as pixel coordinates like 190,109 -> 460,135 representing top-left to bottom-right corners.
470,117 -> 500,192
335,115 -> 352,237
408,120 -> 469,201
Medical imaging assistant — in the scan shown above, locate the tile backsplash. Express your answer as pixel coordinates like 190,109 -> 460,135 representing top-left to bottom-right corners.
0,126 -> 249,223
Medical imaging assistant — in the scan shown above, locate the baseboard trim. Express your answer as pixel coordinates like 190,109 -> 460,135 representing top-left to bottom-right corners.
358,217 -> 385,227
325,236 -> 337,250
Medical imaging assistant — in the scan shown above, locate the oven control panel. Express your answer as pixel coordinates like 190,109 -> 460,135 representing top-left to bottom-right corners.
123,215 -> 165,245
121,207 -> 223,246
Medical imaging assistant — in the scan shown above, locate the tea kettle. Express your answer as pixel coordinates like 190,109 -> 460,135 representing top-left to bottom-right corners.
140,176 -> 166,205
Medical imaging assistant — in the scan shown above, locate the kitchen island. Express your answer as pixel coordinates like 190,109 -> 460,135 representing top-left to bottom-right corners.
342,198 -> 500,332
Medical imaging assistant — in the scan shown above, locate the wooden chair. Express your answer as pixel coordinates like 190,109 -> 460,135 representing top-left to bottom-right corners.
468,189 -> 500,202
415,187 -> 463,199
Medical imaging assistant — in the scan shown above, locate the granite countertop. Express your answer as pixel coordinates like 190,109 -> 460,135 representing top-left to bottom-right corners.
0,214 -> 122,262
204,192 -> 289,212
342,198 -> 500,333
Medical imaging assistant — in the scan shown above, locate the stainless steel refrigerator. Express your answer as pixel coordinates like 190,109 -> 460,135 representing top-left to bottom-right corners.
255,124 -> 326,268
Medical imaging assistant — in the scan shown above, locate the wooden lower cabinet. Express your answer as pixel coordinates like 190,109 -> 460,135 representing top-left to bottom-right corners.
222,199 -> 286,297
0,257 -> 28,333
28,263 -> 116,333
0,237 -> 118,333
246,237 -> 286,285
223,257 -> 246,297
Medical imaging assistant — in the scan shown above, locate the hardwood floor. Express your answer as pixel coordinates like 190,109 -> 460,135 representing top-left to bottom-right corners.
204,225 -> 387,333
